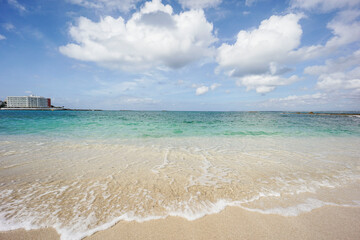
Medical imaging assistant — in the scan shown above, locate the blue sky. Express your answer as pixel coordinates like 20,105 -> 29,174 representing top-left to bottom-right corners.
0,0 -> 359,110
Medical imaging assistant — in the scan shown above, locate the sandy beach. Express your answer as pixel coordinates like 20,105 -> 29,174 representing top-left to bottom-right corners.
1,205 -> 360,240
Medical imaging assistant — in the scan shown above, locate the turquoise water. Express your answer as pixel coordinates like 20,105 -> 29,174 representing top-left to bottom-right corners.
0,111 -> 359,138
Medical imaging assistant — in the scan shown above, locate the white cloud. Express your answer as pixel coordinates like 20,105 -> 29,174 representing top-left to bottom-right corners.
290,0 -> 360,12
123,97 -> 159,104
245,0 -> 256,7
275,93 -> 326,102
218,6 -> 359,73
193,82 -> 221,95
325,10 -> 360,48
216,10 -> 360,94
305,51 -> 360,95
67,0 -> 141,12
316,70 -> 360,92
305,50 -> 360,76
3,23 -> 15,31
236,74 -> 299,94
7,0 -> 26,13
196,86 -> 209,95
216,14 -> 302,93
218,8 -> 359,73
261,93 -> 328,109
217,13 -> 303,77
178,0 -> 222,9
261,90 -> 359,110
210,83 -> 221,90
0,34 -> 6,40
60,0 -> 216,71
288,9 -> 360,61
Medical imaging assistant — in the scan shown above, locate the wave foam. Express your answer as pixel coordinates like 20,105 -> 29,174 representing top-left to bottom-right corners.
1,196 -> 360,240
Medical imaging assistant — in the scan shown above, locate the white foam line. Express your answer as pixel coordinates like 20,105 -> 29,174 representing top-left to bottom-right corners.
151,148 -> 171,174
238,199 -> 360,216
237,199 -> 328,216
55,212 -> 166,240
1,197 -> 360,240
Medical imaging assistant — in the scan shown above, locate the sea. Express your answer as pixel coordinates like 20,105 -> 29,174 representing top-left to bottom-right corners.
0,111 -> 359,239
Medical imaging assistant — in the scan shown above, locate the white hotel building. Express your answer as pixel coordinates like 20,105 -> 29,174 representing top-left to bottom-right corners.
6,95 -> 51,108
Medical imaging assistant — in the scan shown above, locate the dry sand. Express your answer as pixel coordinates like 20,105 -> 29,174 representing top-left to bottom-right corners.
1,205 -> 359,240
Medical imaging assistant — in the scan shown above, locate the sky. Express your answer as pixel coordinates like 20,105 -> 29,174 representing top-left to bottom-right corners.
0,0 -> 359,111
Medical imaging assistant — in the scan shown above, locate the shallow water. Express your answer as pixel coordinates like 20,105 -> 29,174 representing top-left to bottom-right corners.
1,111 -> 360,138
0,111 -> 359,240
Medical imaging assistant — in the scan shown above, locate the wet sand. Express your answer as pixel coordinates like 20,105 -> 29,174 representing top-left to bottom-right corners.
1,205 -> 359,240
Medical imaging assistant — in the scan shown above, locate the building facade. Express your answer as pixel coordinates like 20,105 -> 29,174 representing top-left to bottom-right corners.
6,96 -> 51,108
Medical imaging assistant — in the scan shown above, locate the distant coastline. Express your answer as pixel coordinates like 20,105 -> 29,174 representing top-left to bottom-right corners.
0,107 -> 102,111
0,108 -> 359,114
282,112 -> 360,116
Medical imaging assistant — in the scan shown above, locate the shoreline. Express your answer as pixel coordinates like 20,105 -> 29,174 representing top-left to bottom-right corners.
1,205 -> 359,240
1,112 -> 359,240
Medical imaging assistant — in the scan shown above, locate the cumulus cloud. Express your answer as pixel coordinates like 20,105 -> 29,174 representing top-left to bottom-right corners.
217,13 -> 303,77
210,83 -> 221,90
316,70 -> 360,92
7,0 -> 26,13
305,50 -> 360,94
0,34 -> 6,40
196,86 -> 209,95
289,2 -> 360,62
289,9 -> 360,61
217,7 -> 360,73
236,75 -> 299,94
193,83 -> 221,95
305,50 -> 360,76
325,10 -> 360,48
60,0 -> 216,71
178,0 -> 222,9
216,13 -> 302,93
67,0 -> 141,12
290,0 -> 360,12
216,9 -> 360,94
